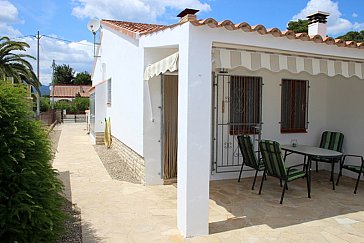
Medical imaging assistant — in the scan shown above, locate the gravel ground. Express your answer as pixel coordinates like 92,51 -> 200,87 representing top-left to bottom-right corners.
49,126 -> 83,243
93,145 -> 141,184
59,201 -> 82,243
49,129 -> 61,159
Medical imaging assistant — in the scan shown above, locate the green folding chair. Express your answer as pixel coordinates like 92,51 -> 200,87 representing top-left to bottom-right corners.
313,131 -> 344,181
237,135 -> 265,190
259,140 -> 310,204
336,155 -> 364,194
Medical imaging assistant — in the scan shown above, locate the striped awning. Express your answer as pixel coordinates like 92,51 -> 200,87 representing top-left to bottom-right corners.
213,49 -> 364,79
144,52 -> 179,80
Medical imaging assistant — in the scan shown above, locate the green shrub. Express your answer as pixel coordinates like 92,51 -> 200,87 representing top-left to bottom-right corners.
54,97 -> 89,114
40,96 -> 51,112
54,99 -> 71,111
0,82 -> 65,241
73,97 -> 89,113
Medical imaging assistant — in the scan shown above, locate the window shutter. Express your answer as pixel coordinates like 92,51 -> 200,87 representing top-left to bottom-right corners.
281,79 -> 308,133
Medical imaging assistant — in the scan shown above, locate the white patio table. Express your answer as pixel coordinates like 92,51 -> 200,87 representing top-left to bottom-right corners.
281,145 -> 343,191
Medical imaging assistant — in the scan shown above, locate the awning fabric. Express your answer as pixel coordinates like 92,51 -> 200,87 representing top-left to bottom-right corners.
144,52 -> 179,80
213,49 -> 364,79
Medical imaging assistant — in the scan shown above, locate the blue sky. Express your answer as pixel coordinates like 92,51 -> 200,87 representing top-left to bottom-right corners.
1,0 -> 363,84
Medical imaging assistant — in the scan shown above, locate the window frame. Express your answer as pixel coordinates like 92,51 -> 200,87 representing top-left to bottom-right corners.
107,78 -> 111,106
280,78 -> 309,134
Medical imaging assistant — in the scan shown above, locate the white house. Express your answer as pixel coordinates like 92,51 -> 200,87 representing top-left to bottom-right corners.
90,9 -> 364,237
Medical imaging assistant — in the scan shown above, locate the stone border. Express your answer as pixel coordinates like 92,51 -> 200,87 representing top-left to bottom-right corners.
112,136 -> 145,184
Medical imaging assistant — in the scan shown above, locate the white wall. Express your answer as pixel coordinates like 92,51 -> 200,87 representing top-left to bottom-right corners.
327,75 -> 364,177
143,75 -> 163,184
142,22 -> 214,237
199,25 -> 363,60
98,27 -> 144,155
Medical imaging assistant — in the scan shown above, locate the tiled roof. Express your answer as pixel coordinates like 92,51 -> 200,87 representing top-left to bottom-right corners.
53,85 -> 92,98
101,20 -> 168,39
101,17 -> 364,50
190,18 -> 364,49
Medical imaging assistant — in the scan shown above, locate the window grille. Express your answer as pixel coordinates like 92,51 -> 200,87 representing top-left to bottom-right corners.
230,76 -> 262,135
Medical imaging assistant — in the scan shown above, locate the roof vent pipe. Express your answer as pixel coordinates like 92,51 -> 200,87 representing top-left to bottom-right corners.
177,8 -> 199,23
307,11 -> 330,37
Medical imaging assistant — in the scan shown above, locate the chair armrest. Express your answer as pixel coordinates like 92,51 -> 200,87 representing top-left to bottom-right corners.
287,164 -> 305,173
341,154 -> 364,167
343,154 -> 363,159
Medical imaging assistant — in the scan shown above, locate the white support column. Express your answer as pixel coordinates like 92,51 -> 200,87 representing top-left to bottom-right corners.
177,28 -> 212,237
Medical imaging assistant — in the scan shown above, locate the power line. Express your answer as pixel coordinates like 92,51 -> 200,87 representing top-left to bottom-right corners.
10,34 -> 94,47
42,35 -> 94,47
9,35 -> 35,40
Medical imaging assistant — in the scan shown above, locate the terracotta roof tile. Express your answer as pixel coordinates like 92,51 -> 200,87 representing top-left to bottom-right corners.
101,20 -> 168,38
53,85 -> 92,98
101,17 -> 364,50
191,18 -> 364,49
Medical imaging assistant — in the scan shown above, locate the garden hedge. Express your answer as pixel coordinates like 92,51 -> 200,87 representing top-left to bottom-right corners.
0,82 -> 65,242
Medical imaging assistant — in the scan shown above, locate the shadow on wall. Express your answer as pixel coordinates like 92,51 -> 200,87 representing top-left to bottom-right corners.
209,171 -> 364,234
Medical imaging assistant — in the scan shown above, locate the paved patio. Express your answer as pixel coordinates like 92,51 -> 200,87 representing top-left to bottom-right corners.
53,123 -> 364,242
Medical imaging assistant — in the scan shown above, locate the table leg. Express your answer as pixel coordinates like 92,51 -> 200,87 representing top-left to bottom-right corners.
284,150 -> 288,161
303,155 -> 307,172
308,157 -> 312,198
331,160 -> 335,190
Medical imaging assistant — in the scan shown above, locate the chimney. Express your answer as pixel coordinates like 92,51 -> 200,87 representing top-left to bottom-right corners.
177,8 -> 199,23
307,11 -> 330,37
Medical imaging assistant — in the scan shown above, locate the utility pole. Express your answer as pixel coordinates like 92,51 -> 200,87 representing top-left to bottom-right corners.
35,31 -> 42,116
51,60 -> 55,109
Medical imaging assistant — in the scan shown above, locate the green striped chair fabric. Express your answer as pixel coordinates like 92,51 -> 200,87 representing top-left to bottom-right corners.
336,155 -> 364,194
237,135 -> 262,170
237,135 -> 265,190
259,140 -> 287,178
314,131 -> 344,177
259,140 -> 310,204
343,164 -> 362,173
320,131 -> 344,152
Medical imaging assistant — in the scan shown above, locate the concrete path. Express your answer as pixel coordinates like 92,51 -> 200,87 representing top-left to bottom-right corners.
53,123 -> 182,242
53,123 -> 364,243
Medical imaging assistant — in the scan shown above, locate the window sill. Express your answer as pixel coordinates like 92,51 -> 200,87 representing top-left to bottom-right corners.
281,130 -> 308,134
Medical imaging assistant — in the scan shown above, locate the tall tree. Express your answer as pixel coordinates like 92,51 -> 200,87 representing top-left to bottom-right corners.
73,71 -> 92,85
54,64 -> 75,84
287,19 -> 308,33
0,36 -> 40,91
337,30 -> 364,42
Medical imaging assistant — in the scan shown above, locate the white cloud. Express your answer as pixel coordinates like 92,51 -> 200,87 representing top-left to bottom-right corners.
22,36 -> 93,85
0,1 -> 93,85
0,0 -> 19,23
72,0 -> 211,22
292,0 -> 364,36
0,1 -> 22,37
0,22 -> 21,37
353,22 -> 364,30
352,12 -> 358,18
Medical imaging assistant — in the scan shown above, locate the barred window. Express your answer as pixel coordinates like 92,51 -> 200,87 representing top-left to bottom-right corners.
107,78 -> 111,105
230,76 -> 262,135
281,79 -> 308,133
